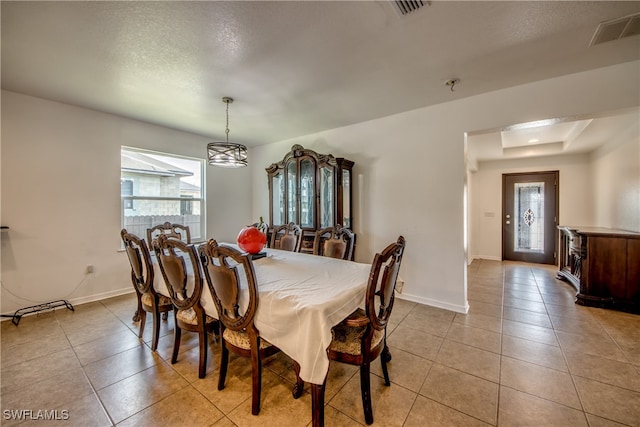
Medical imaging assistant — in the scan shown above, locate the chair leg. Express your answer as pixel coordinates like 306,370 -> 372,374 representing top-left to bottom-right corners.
218,340 -> 229,391
292,360 -> 305,399
381,345 -> 391,386
198,327 -> 208,379
360,362 -> 374,425
137,309 -> 147,339
250,344 -> 262,415
171,313 -> 181,364
132,292 -> 142,322
151,309 -> 161,351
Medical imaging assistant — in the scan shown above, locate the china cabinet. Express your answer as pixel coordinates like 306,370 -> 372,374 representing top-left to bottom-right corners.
266,145 -> 354,254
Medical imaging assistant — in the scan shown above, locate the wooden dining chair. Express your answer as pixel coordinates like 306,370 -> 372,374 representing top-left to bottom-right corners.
147,221 -> 191,245
153,234 -> 217,378
313,224 -> 355,260
270,222 -> 302,252
199,239 -> 280,415
120,229 -> 173,351
321,236 -> 406,425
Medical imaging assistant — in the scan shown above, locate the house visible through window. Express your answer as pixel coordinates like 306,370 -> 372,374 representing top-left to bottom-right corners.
121,179 -> 133,209
121,147 -> 205,241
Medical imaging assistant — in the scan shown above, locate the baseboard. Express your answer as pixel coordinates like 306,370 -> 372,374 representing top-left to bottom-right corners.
471,255 -> 502,262
396,293 -> 469,314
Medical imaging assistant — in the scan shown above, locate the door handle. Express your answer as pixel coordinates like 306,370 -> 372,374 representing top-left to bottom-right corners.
506,221 -> 511,225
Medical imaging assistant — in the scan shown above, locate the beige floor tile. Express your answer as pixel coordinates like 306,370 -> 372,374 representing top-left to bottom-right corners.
227,377 -> 312,427
500,356 -> 581,409
501,319 -> 559,347
467,300 -> 503,319
503,289 -> 543,303
401,311 -> 453,337
503,306 -> 552,329
445,322 -> 502,353
555,330 -> 628,363
467,290 -> 503,306
585,413 -> 632,427
370,346 -> 432,392
436,340 -> 500,382
118,386 -> 224,426
564,350 -> 640,392
453,312 -> 502,333
574,376 -> 640,426
501,335 -> 567,371
194,354 -> 281,415
84,344 -> 164,390
498,386 -> 588,426
321,405 -> 364,427
502,295 -> 547,314
386,324 -> 442,361
420,364 -> 498,425
0,330 -> 71,369
0,348 -> 82,395
0,366 -> 95,417
73,326 -> 147,366
330,371 -> 416,427
98,361 -> 189,424
549,313 -> 610,338
403,395 -> 491,426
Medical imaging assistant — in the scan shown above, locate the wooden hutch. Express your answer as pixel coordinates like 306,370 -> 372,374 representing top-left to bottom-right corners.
557,226 -> 640,313
266,145 -> 354,254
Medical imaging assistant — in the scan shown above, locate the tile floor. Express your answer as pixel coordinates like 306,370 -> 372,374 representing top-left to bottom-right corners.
2,259 -> 640,426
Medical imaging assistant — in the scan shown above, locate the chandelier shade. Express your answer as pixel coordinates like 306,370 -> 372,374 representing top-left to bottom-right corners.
208,97 -> 248,168
207,142 -> 248,168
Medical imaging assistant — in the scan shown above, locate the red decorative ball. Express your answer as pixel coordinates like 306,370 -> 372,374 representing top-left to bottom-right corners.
237,226 -> 267,254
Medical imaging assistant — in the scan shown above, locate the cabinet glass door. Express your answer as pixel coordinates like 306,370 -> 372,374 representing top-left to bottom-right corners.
271,171 -> 284,226
300,158 -> 315,228
342,169 -> 351,228
320,166 -> 334,228
287,161 -> 297,224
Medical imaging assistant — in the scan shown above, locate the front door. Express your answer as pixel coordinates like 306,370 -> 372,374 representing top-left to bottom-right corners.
502,171 -> 559,265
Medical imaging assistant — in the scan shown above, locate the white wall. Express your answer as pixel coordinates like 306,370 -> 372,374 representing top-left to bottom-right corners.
1,91 -> 251,314
468,154 -> 593,261
591,119 -> 640,232
2,61 -> 638,316
251,61 -> 639,313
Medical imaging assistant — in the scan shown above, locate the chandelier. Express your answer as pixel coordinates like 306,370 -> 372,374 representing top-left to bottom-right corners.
207,97 -> 248,168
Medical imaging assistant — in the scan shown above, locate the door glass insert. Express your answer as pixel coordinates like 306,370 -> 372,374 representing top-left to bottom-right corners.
513,182 -> 545,253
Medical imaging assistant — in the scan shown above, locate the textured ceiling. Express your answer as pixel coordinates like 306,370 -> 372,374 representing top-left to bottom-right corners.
2,1 -> 639,149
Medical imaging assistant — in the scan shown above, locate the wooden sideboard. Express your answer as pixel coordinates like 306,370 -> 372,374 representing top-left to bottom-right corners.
557,226 -> 640,313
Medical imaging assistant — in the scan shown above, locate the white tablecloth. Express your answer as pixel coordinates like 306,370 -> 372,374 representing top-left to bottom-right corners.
154,245 -> 371,384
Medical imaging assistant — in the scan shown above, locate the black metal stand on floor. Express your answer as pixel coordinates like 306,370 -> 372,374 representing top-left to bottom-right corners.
6,300 -> 75,326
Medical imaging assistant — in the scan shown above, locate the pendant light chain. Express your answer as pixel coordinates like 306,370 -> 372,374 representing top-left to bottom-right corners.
225,98 -> 230,143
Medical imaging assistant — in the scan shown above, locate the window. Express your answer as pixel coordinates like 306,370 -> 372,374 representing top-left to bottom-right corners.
121,147 -> 205,241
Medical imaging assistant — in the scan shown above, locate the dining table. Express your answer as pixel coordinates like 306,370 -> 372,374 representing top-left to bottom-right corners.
153,243 -> 373,427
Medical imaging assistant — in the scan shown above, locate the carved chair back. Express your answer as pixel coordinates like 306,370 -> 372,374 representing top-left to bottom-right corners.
313,224 -> 355,260
270,222 -> 302,252
147,221 -> 191,245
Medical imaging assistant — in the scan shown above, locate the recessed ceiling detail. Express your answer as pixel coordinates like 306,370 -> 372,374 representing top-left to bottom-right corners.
392,0 -> 428,16
590,12 -> 640,46
500,119 -> 592,150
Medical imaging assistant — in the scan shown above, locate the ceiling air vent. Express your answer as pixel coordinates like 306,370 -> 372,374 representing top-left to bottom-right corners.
393,0 -> 428,16
590,12 -> 640,46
